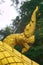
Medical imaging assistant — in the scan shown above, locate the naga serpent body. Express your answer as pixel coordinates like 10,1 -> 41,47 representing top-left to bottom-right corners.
3,6 -> 38,53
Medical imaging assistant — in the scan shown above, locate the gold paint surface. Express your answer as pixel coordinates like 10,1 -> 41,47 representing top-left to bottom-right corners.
0,41 -> 39,65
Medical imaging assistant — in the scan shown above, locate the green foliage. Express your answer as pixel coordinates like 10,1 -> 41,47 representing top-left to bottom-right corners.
14,0 -> 43,64
10,0 -> 43,64
11,16 -> 20,33
0,26 -> 11,40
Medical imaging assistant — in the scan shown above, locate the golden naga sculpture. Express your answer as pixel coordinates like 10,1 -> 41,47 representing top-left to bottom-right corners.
3,6 -> 39,53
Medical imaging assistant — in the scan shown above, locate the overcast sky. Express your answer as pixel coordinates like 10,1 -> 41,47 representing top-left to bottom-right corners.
0,0 -> 18,30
